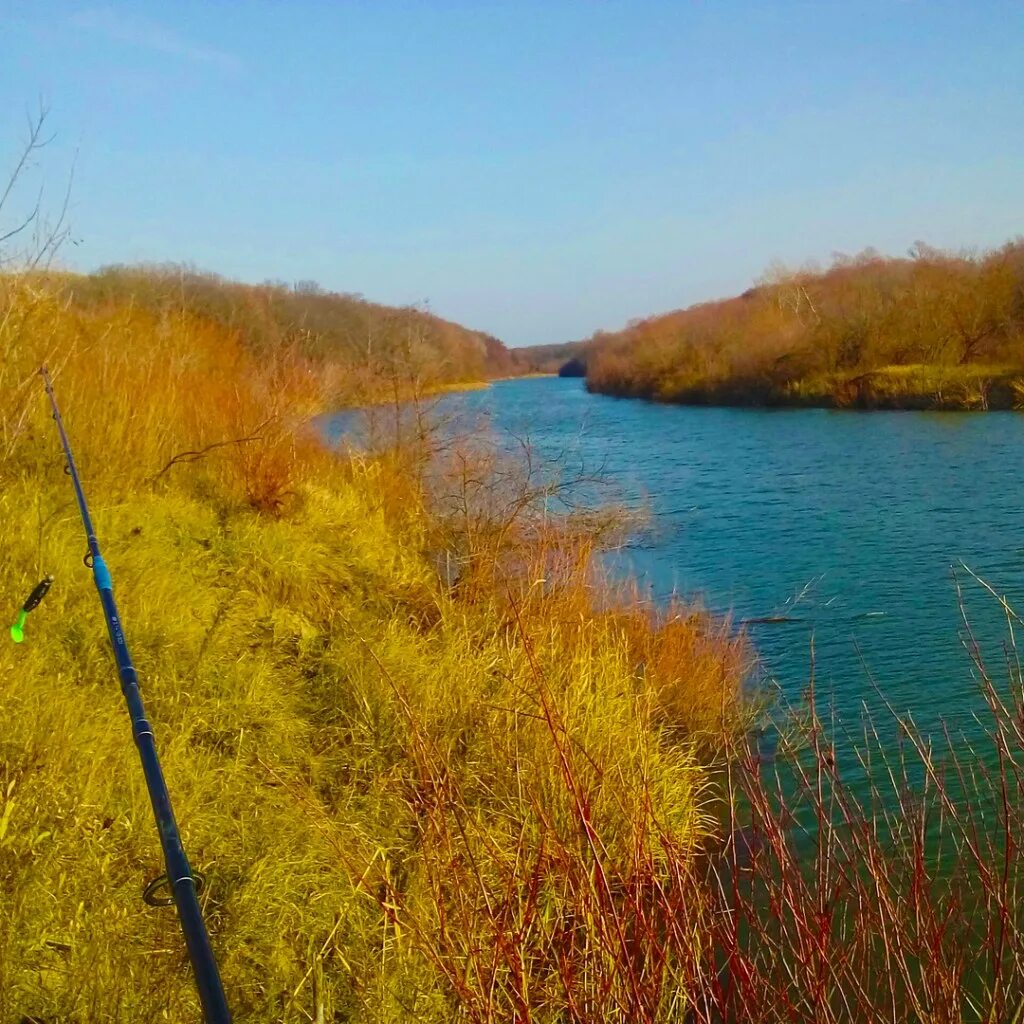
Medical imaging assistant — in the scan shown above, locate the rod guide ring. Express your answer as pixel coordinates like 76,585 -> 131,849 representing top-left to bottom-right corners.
143,870 -> 207,907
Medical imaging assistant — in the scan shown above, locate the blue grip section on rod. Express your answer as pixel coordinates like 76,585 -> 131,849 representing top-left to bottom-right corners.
93,555 -> 113,592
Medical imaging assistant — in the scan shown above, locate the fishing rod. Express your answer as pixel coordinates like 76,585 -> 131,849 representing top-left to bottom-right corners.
39,366 -> 232,1024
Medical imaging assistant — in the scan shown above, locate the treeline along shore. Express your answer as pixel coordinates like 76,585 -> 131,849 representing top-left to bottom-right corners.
74,263 -> 537,392
560,238 -> 1024,410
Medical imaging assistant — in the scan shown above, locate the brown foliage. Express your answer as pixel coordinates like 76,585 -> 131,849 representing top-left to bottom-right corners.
586,239 -> 1024,408
67,262 -> 526,398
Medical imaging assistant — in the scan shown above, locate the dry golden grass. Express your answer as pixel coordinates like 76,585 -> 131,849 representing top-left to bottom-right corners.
0,271 -> 746,1022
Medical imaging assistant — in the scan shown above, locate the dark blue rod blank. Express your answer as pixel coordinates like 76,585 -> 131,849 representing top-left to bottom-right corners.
40,366 -> 232,1024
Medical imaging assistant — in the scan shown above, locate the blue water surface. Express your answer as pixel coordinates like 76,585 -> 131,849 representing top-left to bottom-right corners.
419,376 -> 1024,752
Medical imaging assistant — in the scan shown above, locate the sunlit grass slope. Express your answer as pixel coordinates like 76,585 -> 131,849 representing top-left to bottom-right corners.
0,275 -> 745,1022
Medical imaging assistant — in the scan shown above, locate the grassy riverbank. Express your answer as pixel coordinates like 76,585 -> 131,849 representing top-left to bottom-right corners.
0,273 -> 746,1021
585,239 -> 1024,410
600,363 -> 1024,410
6,268 -> 1024,1022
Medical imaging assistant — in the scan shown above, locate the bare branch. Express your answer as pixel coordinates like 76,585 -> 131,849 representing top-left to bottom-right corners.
0,102 -> 74,269
148,417 -> 274,483
0,103 -> 50,220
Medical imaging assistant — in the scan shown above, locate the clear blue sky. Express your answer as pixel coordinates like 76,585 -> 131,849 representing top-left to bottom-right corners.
3,2 -> 1023,346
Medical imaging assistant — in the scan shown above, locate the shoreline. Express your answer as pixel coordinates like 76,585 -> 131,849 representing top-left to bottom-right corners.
585,366 -> 1024,412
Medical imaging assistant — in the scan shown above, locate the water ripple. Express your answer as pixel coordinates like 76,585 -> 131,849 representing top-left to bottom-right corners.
436,378 -> 1024,759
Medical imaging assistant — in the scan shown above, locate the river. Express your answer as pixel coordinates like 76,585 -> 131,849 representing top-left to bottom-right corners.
326,375 -> 1024,763
322,373 -> 1024,997
427,376 -> 1024,754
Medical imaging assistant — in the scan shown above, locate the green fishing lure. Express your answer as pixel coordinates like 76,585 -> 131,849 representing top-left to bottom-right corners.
9,575 -> 54,643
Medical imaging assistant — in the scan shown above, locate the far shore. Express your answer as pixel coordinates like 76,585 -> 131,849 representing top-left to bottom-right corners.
586,364 -> 1024,412
429,371 -> 557,394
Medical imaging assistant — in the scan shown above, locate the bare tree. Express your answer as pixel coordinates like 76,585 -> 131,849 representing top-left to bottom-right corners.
0,103 -> 74,270
0,104 -> 75,465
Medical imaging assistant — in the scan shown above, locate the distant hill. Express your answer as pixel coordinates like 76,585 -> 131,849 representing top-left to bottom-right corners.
513,340 -> 588,375
584,239 -> 1024,410
68,264 -> 525,396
